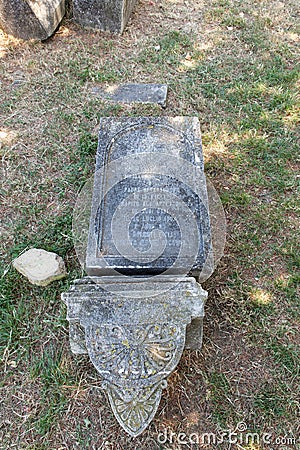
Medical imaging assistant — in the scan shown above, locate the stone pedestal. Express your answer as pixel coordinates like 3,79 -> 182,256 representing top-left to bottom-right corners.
0,0 -> 65,40
73,0 -> 138,33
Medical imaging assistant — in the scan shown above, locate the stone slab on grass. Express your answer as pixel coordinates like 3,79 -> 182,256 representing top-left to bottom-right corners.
86,116 -> 212,279
13,248 -> 66,286
91,83 -> 168,107
62,275 -> 207,435
0,0 -> 65,40
73,0 -> 138,33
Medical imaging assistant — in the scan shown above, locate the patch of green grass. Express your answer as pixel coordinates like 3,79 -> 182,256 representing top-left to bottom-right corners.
8,212 -> 75,259
266,340 -> 299,376
222,14 -> 246,29
82,102 -> 123,120
77,66 -> 122,83
0,264 -> 70,360
0,268 -> 35,355
275,273 -> 300,308
77,131 -> 98,157
29,345 -> 91,437
35,389 -> 68,435
183,55 -> 299,131
138,30 -> 194,68
64,131 -> 98,189
75,422 -> 94,448
0,263 -> 77,437
30,346 -> 70,385
213,0 -> 231,6
279,239 -> 300,270
21,446 -> 49,450
240,25 -> 271,52
29,347 -> 75,434
220,191 -> 253,207
68,54 -> 123,83
254,382 -> 289,419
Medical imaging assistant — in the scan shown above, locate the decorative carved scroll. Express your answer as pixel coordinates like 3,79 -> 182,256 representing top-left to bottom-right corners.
62,276 -> 207,436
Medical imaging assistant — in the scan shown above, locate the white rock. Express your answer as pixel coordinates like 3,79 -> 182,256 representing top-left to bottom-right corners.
13,248 -> 66,286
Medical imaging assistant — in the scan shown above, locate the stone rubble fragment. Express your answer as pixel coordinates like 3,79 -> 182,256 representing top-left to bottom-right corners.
90,83 -> 168,107
13,248 -> 66,286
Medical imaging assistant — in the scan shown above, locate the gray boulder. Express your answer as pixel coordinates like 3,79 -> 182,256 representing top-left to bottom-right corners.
0,0 -> 65,40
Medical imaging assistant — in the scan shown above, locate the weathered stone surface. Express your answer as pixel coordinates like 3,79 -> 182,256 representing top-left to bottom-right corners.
0,0 -> 65,40
86,116 -> 213,280
73,0 -> 138,33
63,115 -> 213,435
13,248 -> 66,286
91,83 -> 168,107
62,276 -> 207,436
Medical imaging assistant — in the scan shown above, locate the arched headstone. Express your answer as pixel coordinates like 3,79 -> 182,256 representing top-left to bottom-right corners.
62,116 -> 214,435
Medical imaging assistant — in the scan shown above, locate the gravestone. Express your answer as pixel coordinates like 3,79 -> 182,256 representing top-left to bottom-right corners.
86,117 -> 213,280
62,116 -> 212,436
0,0 -> 65,40
73,0 -> 138,33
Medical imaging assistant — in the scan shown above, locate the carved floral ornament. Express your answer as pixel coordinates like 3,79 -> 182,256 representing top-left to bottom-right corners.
85,322 -> 185,436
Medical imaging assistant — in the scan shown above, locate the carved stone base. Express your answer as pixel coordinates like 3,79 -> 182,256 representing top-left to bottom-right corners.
62,276 -> 207,436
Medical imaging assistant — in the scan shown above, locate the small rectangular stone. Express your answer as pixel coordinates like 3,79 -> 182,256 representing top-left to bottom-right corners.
91,83 -> 168,108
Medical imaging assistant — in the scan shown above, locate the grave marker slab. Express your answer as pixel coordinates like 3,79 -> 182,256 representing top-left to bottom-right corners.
90,83 -> 168,107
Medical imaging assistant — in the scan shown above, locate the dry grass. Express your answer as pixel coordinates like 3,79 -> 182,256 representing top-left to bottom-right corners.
1,0 -> 299,448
